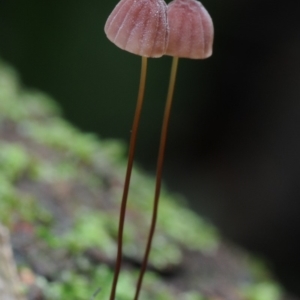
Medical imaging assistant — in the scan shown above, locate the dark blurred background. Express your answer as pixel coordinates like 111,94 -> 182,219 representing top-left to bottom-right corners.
1,0 -> 300,295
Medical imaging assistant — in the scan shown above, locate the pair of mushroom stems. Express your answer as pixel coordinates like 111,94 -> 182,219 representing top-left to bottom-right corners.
109,56 -> 179,300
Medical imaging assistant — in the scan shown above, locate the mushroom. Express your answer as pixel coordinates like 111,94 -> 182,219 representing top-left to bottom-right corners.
104,0 -> 169,299
134,1 -> 214,299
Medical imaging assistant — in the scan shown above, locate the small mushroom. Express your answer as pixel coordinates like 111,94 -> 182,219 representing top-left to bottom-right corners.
104,0 -> 169,299
134,1 -> 214,299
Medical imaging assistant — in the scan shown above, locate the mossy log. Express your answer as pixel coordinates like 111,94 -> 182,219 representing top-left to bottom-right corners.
0,59 -> 291,300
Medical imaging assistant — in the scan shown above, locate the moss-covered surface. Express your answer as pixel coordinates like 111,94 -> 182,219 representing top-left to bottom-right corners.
0,59 -> 287,300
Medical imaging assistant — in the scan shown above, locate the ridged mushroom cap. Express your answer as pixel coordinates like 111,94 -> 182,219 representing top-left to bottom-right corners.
165,0 -> 214,59
105,0 -> 169,58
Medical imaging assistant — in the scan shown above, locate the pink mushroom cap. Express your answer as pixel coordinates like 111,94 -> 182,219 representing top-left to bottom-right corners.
105,0 -> 169,58
165,0 -> 214,59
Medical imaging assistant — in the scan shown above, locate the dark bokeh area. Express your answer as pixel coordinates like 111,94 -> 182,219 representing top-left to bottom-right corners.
1,0 -> 300,295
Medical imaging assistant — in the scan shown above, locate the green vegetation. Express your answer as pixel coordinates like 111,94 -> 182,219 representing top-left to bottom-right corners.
0,58 -> 284,299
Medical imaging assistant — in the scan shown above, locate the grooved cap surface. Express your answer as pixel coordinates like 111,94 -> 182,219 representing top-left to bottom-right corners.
166,0 -> 214,59
105,0 -> 169,57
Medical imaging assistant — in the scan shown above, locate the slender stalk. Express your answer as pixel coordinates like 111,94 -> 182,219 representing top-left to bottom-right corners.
109,56 -> 148,300
134,57 -> 179,300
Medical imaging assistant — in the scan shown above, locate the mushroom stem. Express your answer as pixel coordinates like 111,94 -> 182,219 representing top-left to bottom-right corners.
134,56 -> 179,300
109,56 -> 148,300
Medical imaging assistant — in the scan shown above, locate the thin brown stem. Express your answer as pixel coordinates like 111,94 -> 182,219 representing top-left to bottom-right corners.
109,56 -> 148,300
134,56 -> 179,300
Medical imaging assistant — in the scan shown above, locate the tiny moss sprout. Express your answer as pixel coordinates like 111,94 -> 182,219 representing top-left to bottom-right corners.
104,0 -> 213,298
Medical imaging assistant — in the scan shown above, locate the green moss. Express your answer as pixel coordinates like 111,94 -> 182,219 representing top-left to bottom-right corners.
157,195 -> 218,251
0,143 -> 52,226
0,176 -> 18,225
36,265 -> 201,300
59,212 -> 116,258
0,143 -> 31,181
23,117 -> 125,165
0,174 -> 50,226
125,170 -> 218,251
242,282 -> 282,300
32,159 -> 79,182
239,257 -> 283,300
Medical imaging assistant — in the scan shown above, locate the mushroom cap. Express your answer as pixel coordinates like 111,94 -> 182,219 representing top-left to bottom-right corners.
165,0 -> 214,59
104,0 -> 169,58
